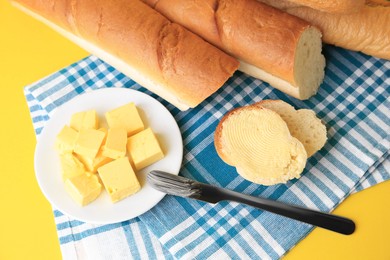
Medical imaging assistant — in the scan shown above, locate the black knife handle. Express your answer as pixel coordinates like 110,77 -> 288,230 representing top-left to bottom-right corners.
200,184 -> 355,235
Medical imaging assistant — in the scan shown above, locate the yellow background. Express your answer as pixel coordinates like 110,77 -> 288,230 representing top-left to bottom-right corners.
0,1 -> 389,259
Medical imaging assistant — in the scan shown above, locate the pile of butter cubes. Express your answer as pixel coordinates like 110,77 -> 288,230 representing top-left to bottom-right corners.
55,102 -> 164,206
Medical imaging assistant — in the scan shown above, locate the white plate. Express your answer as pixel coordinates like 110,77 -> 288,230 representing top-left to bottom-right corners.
34,88 -> 183,224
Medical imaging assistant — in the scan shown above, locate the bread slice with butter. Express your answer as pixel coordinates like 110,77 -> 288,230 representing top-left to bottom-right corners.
214,104 -> 308,185
256,100 -> 327,157
214,100 -> 327,185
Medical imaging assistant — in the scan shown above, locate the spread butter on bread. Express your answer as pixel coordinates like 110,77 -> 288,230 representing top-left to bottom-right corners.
215,103 -> 308,185
257,100 -> 327,157
214,100 -> 327,185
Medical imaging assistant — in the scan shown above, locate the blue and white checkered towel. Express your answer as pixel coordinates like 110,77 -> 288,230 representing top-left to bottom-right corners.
25,45 -> 389,260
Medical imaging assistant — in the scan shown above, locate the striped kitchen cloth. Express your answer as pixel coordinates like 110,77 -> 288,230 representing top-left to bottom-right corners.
25,45 -> 389,259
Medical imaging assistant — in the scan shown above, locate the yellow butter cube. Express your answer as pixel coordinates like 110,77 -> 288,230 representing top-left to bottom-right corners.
70,110 -> 99,131
77,149 -> 113,173
74,129 -> 106,159
64,173 -> 102,206
98,157 -> 141,203
70,111 -> 84,131
77,128 -> 112,173
102,128 -> 127,159
83,110 -> 99,129
98,127 -> 108,136
127,128 -> 164,170
105,103 -> 144,136
55,125 -> 78,154
59,153 -> 85,180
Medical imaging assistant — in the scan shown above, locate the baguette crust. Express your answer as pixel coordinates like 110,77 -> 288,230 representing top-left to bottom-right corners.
13,0 -> 239,110
214,106 -> 242,166
147,0 -> 309,83
366,0 -> 390,6
143,0 -> 325,100
258,1 -> 390,60
260,0 -> 365,13
286,5 -> 390,60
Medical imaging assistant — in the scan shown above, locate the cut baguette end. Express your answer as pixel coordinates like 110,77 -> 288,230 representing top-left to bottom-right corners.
214,104 -> 307,185
293,26 -> 325,99
239,26 -> 325,100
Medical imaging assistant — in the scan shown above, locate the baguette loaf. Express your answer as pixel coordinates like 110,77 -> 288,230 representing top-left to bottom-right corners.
366,0 -> 390,6
12,0 -> 239,110
258,1 -> 390,60
143,0 -> 325,100
260,0 -> 365,13
214,103 -> 307,185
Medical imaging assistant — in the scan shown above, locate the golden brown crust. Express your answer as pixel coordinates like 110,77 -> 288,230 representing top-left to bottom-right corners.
258,0 -> 390,60
285,5 -> 390,60
259,0 -> 365,13
216,0 -> 312,85
13,0 -> 239,109
365,0 -> 390,7
144,0 -> 314,86
279,0 -> 365,13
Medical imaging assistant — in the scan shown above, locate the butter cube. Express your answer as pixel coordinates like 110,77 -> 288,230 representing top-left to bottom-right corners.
74,129 -> 106,159
98,157 -> 141,203
83,110 -> 99,129
64,173 -> 102,206
78,148 -> 113,173
102,128 -> 127,159
77,149 -> 113,173
70,110 -> 99,131
77,128 -> 113,173
105,103 -> 144,136
59,153 -> 85,180
55,125 -> 78,154
127,128 -> 164,170
70,111 -> 84,131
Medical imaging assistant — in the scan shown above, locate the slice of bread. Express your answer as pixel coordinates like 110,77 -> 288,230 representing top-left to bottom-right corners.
256,100 -> 327,157
214,100 -> 327,185
214,104 -> 308,185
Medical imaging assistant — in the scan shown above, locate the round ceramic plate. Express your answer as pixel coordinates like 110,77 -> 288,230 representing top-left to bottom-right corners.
34,88 -> 183,224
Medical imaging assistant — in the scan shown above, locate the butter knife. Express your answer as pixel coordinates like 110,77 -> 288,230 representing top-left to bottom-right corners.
147,170 -> 355,235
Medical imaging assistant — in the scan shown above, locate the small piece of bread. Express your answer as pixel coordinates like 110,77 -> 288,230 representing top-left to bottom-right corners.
256,100 -> 327,157
214,104 -> 307,185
